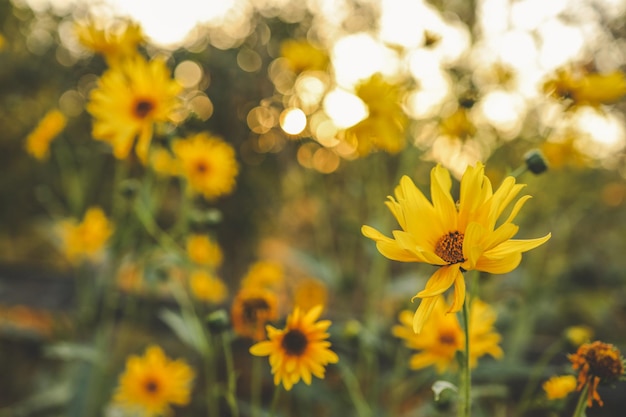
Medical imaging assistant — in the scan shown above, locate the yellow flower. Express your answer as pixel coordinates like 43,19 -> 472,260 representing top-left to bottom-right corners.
392,295 -> 502,373
280,39 -> 329,73
569,341 -> 625,407
543,375 -> 577,400
231,287 -> 279,341
59,207 -> 114,264
25,109 -> 67,160
541,129 -> 589,169
189,270 -> 228,304
150,147 -> 179,177
439,107 -> 476,141
293,277 -> 328,312
362,163 -> 551,333
75,19 -> 144,65
565,325 -> 594,347
250,305 -> 339,391
186,234 -> 223,267
543,67 -> 626,108
87,55 -> 182,163
240,261 -> 284,291
172,132 -> 239,200
344,73 -> 408,156
113,345 -> 195,416
0,33 -> 6,51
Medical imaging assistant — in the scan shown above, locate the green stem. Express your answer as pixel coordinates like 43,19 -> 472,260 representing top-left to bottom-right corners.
337,361 -> 372,417
460,296 -> 471,417
221,333 -> 239,417
268,385 -> 281,417
251,355 -> 262,417
572,383 -> 589,417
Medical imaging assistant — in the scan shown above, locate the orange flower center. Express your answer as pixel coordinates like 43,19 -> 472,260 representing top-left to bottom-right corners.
143,377 -> 161,395
243,297 -> 271,324
134,98 -> 156,119
193,159 -> 211,175
281,329 -> 308,356
435,231 -> 465,264
438,330 -> 459,346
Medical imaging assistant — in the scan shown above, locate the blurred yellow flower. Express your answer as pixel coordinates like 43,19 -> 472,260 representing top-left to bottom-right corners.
293,277 -> 328,312
280,39 -> 329,73
113,345 -> 194,416
249,305 -> 339,391
87,56 -> 182,163
541,130 -> 589,169
392,296 -> 502,373
344,74 -> 408,156
172,132 -> 239,200
25,109 -> 67,160
565,325 -> 594,347
543,67 -> 626,108
186,234 -> 223,267
150,147 -> 179,177
543,375 -> 577,400
75,19 -> 144,65
189,269 -> 228,304
439,107 -> 476,141
0,33 -> 6,51
569,341 -> 625,407
231,287 -> 279,341
362,163 -> 551,333
59,207 -> 114,264
240,260 -> 284,291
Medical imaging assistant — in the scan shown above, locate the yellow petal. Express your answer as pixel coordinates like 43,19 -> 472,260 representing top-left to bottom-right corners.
412,295 -> 440,333
416,264 -> 462,298
475,252 -> 522,274
447,273 -> 466,313
430,165 -> 457,231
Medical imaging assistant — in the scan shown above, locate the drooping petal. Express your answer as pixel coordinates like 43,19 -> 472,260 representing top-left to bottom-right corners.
412,295 -> 439,333
415,264 -> 462,298
447,272 -> 466,313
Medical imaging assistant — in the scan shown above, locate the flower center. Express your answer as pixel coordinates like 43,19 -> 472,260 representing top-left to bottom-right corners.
435,231 -> 465,264
585,343 -> 624,381
194,159 -> 211,175
243,298 -> 270,323
134,98 -> 155,119
144,378 -> 160,395
281,329 -> 308,356
438,331 -> 458,346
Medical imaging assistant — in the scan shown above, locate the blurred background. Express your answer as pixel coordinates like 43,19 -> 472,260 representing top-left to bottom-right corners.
2,0 -> 626,416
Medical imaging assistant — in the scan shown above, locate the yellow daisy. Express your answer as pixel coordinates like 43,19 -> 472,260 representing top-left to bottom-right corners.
392,295 -> 502,373
58,206 -> 114,264
231,287 -> 279,341
543,375 -> 577,400
362,163 -> 551,333
113,345 -> 195,416
542,67 -> 626,108
75,19 -> 144,65
186,234 -> 223,267
25,109 -> 67,160
344,73 -> 408,156
189,269 -> 228,304
172,132 -> 239,200
87,55 -> 182,163
249,305 -> 339,391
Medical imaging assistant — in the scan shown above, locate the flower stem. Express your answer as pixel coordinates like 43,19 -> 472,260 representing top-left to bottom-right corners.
268,385 -> 281,417
459,297 -> 472,417
572,383 -> 589,417
221,333 -> 239,417
251,355 -> 262,417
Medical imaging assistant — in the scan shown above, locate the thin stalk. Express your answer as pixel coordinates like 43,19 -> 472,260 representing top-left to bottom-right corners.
572,383 -> 589,417
268,385 -> 281,417
459,296 -> 471,417
337,361 -> 372,417
251,355 -> 262,417
221,333 -> 239,417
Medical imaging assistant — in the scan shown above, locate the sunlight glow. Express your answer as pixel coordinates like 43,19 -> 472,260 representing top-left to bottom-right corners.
280,108 -> 307,135
322,89 -> 368,128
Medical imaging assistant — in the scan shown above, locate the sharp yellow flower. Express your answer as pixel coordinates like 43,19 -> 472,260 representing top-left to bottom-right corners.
172,132 -> 239,200
189,269 -> 228,304
113,345 -> 195,416
569,341 -> 625,407
344,73 -> 408,156
231,287 -> 279,341
249,305 -> 339,391
75,19 -> 144,65
186,234 -> 223,267
362,163 -> 551,333
87,56 -> 182,163
280,39 -> 329,73
25,109 -> 67,160
543,375 -> 577,400
58,207 -> 114,264
392,295 -> 502,373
